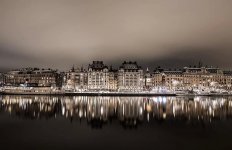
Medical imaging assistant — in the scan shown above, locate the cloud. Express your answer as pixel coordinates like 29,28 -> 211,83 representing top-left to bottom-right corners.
0,0 -> 232,71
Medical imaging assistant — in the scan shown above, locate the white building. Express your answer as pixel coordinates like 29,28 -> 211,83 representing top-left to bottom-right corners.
118,61 -> 143,91
109,66 -> 118,91
88,61 -> 109,91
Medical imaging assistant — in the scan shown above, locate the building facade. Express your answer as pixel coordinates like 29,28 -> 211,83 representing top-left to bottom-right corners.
88,61 -> 110,91
153,66 -> 232,90
4,68 -> 59,87
153,69 -> 183,89
109,66 -> 118,91
4,62 -> 232,92
117,61 -> 143,91
64,66 -> 88,91
0,73 -> 4,86
143,68 -> 153,90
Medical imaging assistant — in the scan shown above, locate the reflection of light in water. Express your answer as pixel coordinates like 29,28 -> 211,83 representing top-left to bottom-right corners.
152,97 -> 158,103
162,97 -> 167,104
100,106 -> 103,115
1,96 -> 232,128
139,106 -> 143,115
163,113 -> 166,119
146,104 -> 152,112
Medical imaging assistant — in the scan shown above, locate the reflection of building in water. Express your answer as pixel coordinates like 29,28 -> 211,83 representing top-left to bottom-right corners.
117,97 -> 144,126
1,95 -> 61,119
2,96 -> 232,128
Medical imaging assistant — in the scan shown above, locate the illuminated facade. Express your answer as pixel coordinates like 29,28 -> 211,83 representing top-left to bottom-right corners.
3,62 -> 232,92
117,61 -> 143,91
4,68 -> 59,87
143,67 -> 153,90
109,66 -> 118,91
153,69 -> 183,89
88,61 -> 110,90
153,66 -> 232,90
64,66 -> 88,91
0,73 -> 3,86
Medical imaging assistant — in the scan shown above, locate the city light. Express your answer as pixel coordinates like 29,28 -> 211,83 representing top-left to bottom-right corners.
1,62 -> 232,96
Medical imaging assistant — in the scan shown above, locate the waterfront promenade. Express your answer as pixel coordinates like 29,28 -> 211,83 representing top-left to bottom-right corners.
1,86 -> 232,96
1,90 -> 232,96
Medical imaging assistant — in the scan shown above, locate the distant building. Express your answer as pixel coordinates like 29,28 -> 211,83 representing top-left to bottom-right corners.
143,67 -> 152,90
223,71 -> 232,89
64,66 -> 88,91
118,61 -> 143,91
153,69 -> 183,89
109,66 -> 118,91
0,73 -> 4,86
88,61 -> 109,90
4,68 -> 59,87
153,66 -> 232,90
56,72 -> 65,88
4,62 -> 230,92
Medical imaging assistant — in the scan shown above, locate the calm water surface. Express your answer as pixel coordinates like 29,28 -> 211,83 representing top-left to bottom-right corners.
1,95 -> 232,150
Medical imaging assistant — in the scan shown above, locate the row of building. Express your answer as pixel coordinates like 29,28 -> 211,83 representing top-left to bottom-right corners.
64,61 -> 146,91
2,68 -> 63,88
1,61 -> 232,91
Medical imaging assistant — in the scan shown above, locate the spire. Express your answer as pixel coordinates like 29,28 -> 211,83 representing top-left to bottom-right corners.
81,64 -> 84,71
146,67 -> 149,72
198,60 -> 203,68
110,65 -> 113,70
71,64 -> 75,72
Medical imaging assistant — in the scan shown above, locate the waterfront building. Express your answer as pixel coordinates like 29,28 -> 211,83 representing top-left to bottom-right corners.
64,66 -> 88,91
56,72 -> 65,88
109,66 -> 118,91
87,61 -> 110,91
117,61 -> 143,91
153,68 -> 183,90
4,68 -> 59,87
3,62 -> 232,93
223,71 -> 232,89
143,67 -> 153,90
0,73 -> 4,86
152,65 -> 232,90
183,67 -> 222,89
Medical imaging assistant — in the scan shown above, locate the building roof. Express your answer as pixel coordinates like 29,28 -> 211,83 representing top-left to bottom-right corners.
163,71 -> 183,75
88,61 -> 108,71
119,61 -> 142,71
7,68 -> 57,75
223,70 -> 232,76
206,68 -> 220,74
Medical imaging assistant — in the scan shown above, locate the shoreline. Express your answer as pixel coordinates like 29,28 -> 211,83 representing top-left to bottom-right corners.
1,91 -> 232,97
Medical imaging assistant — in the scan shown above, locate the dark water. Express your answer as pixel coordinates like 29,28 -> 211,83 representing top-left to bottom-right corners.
1,95 -> 232,150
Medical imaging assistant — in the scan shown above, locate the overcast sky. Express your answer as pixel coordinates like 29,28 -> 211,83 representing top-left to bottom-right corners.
1,0 -> 232,71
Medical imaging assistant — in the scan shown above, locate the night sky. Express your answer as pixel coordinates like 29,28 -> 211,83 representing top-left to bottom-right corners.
1,0 -> 232,71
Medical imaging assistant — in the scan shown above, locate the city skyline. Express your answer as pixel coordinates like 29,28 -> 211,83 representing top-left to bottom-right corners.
1,0 -> 232,71
1,1 -> 232,150
0,60 -> 229,73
